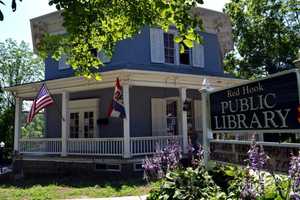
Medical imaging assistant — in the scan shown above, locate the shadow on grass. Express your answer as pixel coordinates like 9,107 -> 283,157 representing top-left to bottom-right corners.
0,175 -> 149,191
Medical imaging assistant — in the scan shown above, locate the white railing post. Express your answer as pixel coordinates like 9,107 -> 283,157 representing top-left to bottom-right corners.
14,97 -> 22,152
179,87 -> 188,154
61,92 -> 69,157
201,90 -> 210,167
123,84 -> 131,158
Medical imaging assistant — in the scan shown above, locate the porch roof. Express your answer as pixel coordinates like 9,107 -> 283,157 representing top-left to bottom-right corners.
5,69 -> 244,98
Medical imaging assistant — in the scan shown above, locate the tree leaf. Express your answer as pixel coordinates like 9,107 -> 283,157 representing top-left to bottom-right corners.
0,10 -> 3,21
174,36 -> 183,43
183,39 -> 193,48
12,0 -> 16,12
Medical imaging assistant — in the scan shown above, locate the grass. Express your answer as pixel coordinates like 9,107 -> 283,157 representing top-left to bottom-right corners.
0,177 -> 160,200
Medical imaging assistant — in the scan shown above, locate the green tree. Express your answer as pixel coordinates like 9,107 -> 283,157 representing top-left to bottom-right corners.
39,0 -> 204,79
0,39 -> 44,159
224,0 -> 300,79
0,39 -> 44,109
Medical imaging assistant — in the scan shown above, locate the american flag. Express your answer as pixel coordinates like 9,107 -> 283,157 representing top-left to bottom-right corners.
27,84 -> 54,124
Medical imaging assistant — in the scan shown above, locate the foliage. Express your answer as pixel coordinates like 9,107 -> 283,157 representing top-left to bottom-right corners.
21,112 -> 45,138
0,107 -> 14,160
0,39 -> 44,160
143,141 -> 182,181
224,0 -> 300,79
0,0 -> 21,21
0,177 -> 157,200
0,39 -> 44,110
39,0 -> 204,79
146,144 -> 227,200
147,165 -> 227,200
223,138 -> 300,200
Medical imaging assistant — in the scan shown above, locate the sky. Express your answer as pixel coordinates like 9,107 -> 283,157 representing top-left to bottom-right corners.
0,0 -> 230,49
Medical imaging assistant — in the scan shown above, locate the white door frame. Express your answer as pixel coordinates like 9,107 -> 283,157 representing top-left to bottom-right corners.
69,99 -> 99,138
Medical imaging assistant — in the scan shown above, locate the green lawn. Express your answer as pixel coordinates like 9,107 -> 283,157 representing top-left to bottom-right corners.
0,177 -> 159,200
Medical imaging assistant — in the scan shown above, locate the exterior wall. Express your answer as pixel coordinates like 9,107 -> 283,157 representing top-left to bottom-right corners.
130,86 -> 179,137
45,94 -> 62,138
45,87 -> 202,138
70,88 -> 123,138
45,30 -> 225,80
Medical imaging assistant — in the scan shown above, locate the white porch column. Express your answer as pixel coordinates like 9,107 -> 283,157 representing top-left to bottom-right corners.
14,97 -> 22,152
179,87 -> 188,154
201,90 -> 210,166
123,84 -> 131,158
61,92 -> 69,157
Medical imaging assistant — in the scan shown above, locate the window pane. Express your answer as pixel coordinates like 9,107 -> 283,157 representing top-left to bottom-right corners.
164,33 -> 175,64
180,45 -> 191,65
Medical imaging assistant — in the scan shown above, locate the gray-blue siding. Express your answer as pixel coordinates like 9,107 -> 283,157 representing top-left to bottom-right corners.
45,87 -> 201,138
45,28 -> 225,80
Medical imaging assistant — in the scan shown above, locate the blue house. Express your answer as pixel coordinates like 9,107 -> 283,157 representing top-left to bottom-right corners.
7,8 -> 241,175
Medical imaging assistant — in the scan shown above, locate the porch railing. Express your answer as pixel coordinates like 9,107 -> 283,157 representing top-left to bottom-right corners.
19,136 -> 183,156
130,135 -> 183,156
19,138 -> 62,154
67,138 -> 124,156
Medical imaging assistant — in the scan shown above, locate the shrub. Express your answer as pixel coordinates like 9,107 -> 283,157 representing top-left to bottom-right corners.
143,141 -> 182,181
147,165 -> 227,200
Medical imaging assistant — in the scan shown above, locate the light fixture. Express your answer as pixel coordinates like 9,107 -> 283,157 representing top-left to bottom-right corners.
183,99 -> 191,111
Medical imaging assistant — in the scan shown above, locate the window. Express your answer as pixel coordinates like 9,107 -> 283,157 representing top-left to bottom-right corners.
180,44 -> 191,65
186,100 -> 194,134
164,33 -> 175,64
166,99 -> 178,135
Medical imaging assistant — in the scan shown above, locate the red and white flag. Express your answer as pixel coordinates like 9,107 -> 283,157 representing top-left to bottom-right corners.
27,83 -> 54,124
107,78 -> 126,119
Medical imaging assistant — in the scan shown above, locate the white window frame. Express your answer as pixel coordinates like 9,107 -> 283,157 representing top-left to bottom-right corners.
68,99 -> 99,138
163,29 -> 180,65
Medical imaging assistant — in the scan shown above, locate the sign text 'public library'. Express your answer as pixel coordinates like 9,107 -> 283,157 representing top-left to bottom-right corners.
210,71 -> 300,131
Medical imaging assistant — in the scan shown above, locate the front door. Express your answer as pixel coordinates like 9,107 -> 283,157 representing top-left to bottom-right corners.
69,110 -> 96,138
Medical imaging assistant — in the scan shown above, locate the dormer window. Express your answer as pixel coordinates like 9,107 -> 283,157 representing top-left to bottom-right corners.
150,27 -> 205,67
164,33 -> 175,64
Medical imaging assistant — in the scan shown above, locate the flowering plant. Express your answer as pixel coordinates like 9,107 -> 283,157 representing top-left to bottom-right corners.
143,141 -> 182,181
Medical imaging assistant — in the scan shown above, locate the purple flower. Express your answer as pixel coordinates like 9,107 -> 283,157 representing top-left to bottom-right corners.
289,153 -> 300,198
143,141 -> 182,180
247,140 -> 268,171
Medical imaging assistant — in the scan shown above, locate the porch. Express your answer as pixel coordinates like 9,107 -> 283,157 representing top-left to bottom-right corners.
18,135 -> 182,157
8,69 -> 240,159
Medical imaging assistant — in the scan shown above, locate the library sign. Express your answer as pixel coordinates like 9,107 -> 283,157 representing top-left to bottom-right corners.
210,71 -> 300,132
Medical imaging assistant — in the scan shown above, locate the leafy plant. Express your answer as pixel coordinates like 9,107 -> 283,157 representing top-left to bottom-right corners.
143,141 -> 182,181
147,166 -> 226,200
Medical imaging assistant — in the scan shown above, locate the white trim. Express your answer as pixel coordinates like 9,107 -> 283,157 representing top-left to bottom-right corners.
201,90 -> 210,166
69,99 -> 99,138
179,88 -> 188,153
69,98 -> 99,110
210,139 -> 300,148
6,69 -> 243,98
123,84 -> 131,158
61,92 -> 69,157
14,97 -> 22,152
